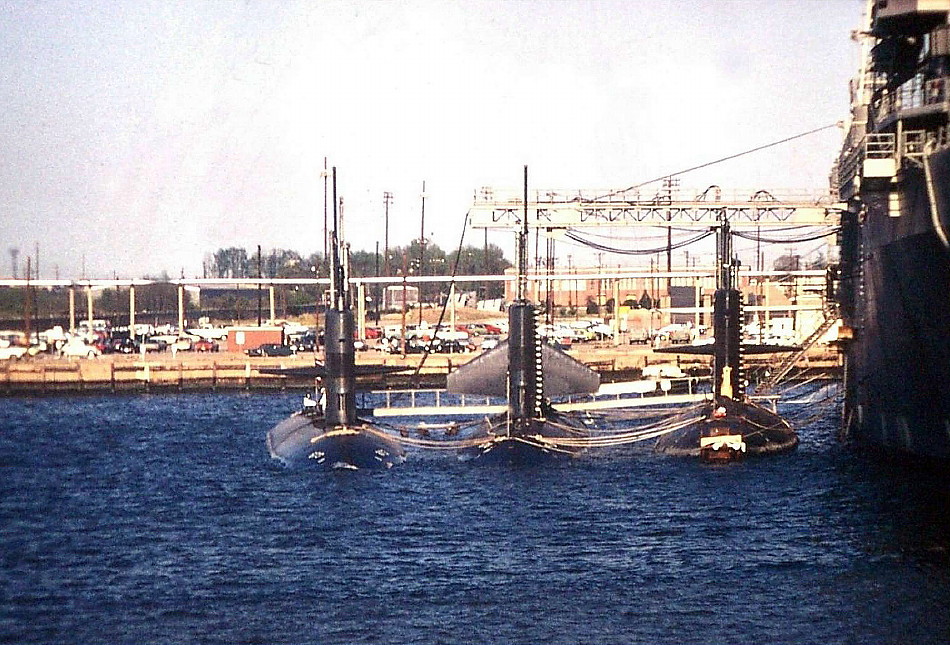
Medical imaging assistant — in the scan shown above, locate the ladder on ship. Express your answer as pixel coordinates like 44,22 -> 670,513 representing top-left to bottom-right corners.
757,304 -> 840,393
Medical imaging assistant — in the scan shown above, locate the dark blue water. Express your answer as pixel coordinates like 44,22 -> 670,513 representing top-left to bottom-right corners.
2,391 -> 949,644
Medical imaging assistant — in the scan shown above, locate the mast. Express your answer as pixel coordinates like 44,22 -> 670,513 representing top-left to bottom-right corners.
517,165 -> 529,302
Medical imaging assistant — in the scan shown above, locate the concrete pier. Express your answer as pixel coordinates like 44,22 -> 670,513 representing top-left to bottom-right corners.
0,345 -> 841,395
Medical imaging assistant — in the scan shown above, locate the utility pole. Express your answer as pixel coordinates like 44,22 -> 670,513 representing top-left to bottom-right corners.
597,251 -> 604,311
567,253 -> 575,317
401,251 -> 408,357
483,228 -> 489,301
383,191 -> 393,278
322,157 -> 329,274
663,176 -> 679,297
374,240 -> 380,323
24,257 -> 32,340
418,180 -> 427,327
257,244 -> 262,327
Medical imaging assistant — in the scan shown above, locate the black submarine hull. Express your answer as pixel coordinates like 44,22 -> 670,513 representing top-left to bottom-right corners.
654,399 -> 798,459
460,410 -> 587,465
267,412 -> 405,470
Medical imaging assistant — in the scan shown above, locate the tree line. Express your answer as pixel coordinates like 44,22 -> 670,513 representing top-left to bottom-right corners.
204,241 -> 512,299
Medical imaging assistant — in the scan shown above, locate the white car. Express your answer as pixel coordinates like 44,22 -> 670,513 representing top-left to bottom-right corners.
588,323 -> 614,339
0,345 -> 28,360
60,340 -> 101,359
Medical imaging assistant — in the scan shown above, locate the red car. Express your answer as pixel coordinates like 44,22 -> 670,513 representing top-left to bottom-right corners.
193,339 -> 219,352
365,327 -> 382,339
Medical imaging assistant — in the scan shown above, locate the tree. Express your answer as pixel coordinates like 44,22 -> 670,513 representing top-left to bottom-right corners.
264,249 -> 305,278
211,247 -> 249,278
203,240 -> 512,302
805,252 -> 828,270
773,254 -> 801,273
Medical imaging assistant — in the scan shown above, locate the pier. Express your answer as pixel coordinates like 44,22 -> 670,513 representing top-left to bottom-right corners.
0,344 -> 841,395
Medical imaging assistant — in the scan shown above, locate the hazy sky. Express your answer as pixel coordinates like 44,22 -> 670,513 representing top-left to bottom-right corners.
1,0 -> 862,279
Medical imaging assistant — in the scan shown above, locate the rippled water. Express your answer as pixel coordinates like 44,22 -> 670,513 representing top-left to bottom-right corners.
2,391 -> 949,644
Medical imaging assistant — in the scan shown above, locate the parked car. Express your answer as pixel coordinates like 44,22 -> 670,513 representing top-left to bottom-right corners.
192,339 -> 219,353
109,337 -> 139,354
27,341 -> 49,356
60,340 -> 101,358
654,324 -> 692,344
480,335 -> 500,351
0,345 -> 28,360
139,337 -> 168,353
169,336 -> 197,352
364,327 -> 382,339
628,328 -> 651,344
589,323 -> 614,340
289,333 -> 317,353
245,343 -> 293,357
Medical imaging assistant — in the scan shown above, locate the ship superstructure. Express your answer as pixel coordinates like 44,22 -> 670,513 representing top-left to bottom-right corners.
834,0 -> 950,460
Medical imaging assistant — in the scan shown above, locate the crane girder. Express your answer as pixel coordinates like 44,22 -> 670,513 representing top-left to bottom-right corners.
468,198 -> 843,229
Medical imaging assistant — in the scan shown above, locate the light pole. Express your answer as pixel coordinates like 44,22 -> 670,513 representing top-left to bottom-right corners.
418,180 -> 427,326
383,191 -> 393,278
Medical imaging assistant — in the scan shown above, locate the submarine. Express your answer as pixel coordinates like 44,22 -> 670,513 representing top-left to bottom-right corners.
446,166 -> 600,464
654,218 -> 798,462
265,168 -> 406,470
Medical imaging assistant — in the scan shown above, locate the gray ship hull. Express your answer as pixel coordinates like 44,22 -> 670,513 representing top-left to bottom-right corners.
267,412 -> 405,470
843,146 -> 950,460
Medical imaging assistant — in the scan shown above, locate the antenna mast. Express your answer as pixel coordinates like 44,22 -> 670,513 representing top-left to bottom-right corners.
517,165 -> 529,302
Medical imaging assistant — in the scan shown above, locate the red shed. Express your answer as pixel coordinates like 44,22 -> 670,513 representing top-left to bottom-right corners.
226,326 -> 284,353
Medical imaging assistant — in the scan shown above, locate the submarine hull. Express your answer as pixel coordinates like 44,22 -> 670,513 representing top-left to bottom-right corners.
655,400 -> 798,459
267,412 -> 405,470
460,412 -> 587,465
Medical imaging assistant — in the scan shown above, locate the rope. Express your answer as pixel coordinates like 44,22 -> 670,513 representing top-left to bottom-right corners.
411,211 -> 470,380
733,227 -> 840,244
589,123 -> 840,200
565,229 -> 714,255
362,426 -> 489,450
538,414 -> 705,448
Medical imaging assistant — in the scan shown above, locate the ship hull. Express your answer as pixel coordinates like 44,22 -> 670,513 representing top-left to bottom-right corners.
460,412 -> 586,465
842,147 -> 950,460
463,434 -> 579,465
267,413 -> 405,470
654,400 -> 798,458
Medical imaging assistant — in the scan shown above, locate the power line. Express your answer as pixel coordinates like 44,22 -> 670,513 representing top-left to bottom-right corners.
592,123 -> 841,201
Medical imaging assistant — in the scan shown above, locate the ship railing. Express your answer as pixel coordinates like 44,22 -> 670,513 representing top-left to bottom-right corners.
361,377 -> 709,416
838,129 -> 932,194
903,130 -> 929,162
834,148 -> 863,200
865,132 -> 895,158
874,74 -> 950,125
